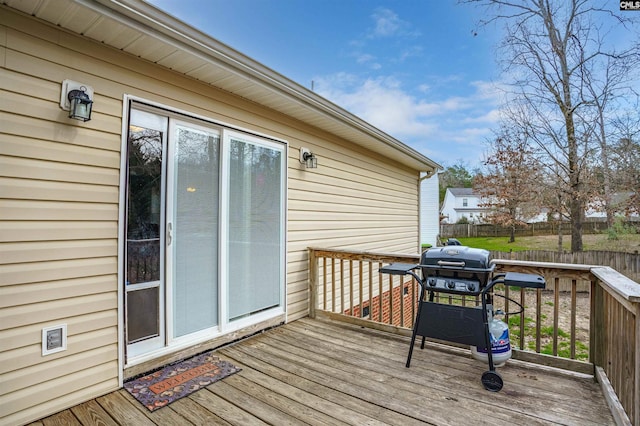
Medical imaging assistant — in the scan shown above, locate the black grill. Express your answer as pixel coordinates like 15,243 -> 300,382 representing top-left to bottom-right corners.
380,246 -> 546,392
419,246 -> 493,295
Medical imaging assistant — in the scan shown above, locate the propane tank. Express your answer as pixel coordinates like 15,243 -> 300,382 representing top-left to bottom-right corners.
471,306 -> 512,367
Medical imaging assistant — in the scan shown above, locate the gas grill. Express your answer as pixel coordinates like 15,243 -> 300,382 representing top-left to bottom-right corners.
380,246 -> 546,392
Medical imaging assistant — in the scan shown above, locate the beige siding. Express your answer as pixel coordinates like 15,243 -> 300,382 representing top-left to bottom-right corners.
0,10 -> 122,425
286,144 -> 419,320
0,7 -> 421,424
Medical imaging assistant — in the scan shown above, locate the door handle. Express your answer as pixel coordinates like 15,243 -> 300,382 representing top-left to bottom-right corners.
167,222 -> 172,246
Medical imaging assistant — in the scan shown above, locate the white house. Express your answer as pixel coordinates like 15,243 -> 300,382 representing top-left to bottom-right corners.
441,188 -> 548,224
440,188 -> 486,224
439,188 -> 639,225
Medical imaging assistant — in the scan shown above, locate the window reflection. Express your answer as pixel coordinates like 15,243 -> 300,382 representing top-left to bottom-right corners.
126,125 -> 162,284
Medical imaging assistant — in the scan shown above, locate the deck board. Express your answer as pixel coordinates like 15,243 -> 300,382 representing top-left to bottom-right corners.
32,317 -> 615,426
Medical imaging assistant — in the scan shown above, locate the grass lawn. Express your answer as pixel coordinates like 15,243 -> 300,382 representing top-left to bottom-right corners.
456,233 -> 640,253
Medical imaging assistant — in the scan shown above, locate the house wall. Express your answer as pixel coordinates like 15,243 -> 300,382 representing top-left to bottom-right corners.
0,8 -> 421,425
440,190 -> 457,223
440,189 -> 483,224
420,173 -> 439,246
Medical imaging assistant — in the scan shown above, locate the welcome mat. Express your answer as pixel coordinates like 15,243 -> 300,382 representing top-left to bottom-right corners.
124,352 -> 241,411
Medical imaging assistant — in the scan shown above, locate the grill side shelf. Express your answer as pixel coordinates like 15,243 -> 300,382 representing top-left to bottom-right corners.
379,263 -> 419,275
503,272 -> 546,289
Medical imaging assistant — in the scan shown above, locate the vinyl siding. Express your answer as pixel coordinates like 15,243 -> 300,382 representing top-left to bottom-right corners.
0,7 -> 422,425
1,10 -> 122,425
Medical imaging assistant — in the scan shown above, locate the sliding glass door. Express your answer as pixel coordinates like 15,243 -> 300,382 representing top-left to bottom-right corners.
227,132 -> 284,321
168,121 -> 220,339
124,103 -> 286,362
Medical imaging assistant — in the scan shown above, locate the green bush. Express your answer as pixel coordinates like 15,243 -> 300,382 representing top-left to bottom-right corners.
607,217 -> 637,240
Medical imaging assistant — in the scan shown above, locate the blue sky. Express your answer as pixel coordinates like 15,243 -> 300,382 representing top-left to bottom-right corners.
147,0 -> 509,169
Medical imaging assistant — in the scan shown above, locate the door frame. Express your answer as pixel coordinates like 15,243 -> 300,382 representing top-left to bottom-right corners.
117,95 -> 288,375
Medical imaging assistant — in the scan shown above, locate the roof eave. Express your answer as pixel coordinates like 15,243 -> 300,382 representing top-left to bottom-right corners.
41,0 -> 442,172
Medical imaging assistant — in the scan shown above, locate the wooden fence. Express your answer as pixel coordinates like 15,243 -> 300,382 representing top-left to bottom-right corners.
440,221 -> 631,238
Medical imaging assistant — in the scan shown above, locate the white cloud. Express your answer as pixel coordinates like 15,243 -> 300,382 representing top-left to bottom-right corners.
398,45 -> 423,62
356,53 -> 375,64
368,7 -> 420,38
418,83 -> 431,93
354,53 -> 382,70
371,8 -> 403,37
314,73 -> 504,166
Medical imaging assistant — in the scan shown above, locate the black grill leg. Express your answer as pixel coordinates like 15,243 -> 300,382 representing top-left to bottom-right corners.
406,293 -> 426,368
406,335 -> 417,368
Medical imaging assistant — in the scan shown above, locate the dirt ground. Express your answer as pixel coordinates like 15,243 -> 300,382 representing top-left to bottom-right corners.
492,289 -> 591,359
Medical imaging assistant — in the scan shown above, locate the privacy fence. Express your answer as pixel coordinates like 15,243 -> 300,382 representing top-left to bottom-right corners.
439,221 -> 639,238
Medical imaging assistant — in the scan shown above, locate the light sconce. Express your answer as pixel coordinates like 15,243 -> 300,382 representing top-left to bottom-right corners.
60,79 -> 94,122
299,147 -> 317,169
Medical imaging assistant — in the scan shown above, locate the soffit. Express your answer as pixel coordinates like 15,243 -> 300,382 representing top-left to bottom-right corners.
2,0 -> 441,173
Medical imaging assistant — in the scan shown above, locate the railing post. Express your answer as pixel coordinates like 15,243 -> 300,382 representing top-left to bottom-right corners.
308,248 -> 317,319
634,302 -> 640,426
589,278 -> 600,368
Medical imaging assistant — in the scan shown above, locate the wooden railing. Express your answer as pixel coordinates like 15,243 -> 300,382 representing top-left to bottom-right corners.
308,247 -> 640,426
492,250 -> 640,283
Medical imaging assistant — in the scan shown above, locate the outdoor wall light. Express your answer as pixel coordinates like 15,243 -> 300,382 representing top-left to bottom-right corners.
60,79 -> 94,122
299,147 -> 317,169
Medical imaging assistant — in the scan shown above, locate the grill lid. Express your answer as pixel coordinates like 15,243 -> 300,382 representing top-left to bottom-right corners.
421,246 -> 491,269
420,246 -> 494,291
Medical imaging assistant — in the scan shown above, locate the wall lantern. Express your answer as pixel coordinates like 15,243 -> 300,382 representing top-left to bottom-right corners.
299,147 -> 317,169
67,88 -> 93,121
60,80 -> 94,122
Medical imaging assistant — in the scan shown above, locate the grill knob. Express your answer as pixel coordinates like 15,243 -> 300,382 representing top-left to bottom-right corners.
447,280 -> 455,289
467,282 -> 476,292
428,278 -> 437,287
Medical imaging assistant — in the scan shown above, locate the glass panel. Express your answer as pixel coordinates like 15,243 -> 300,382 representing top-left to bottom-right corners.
126,125 -> 162,285
173,125 -> 220,337
125,123 -> 163,344
228,137 -> 282,320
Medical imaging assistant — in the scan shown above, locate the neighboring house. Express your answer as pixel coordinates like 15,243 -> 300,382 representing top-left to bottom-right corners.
585,192 -> 640,220
441,186 -> 640,225
440,188 -> 486,224
441,187 -> 547,224
420,172 -> 440,247
0,1 -> 441,424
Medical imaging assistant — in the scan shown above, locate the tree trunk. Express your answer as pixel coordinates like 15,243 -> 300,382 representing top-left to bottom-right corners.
597,108 -> 615,228
561,52 -> 583,252
566,114 -> 584,252
557,194 -> 563,253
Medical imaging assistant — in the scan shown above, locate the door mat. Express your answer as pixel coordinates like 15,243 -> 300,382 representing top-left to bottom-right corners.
124,352 -> 241,411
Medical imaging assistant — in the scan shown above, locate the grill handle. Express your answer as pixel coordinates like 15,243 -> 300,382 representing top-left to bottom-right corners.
437,260 -> 466,267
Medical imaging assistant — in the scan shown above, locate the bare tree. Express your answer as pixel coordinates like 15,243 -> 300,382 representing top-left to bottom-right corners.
580,50 -> 640,226
462,0 -> 640,251
611,113 -> 640,215
474,126 -> 542,242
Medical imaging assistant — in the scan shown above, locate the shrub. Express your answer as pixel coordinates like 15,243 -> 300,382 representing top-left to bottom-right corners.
607,217 -> 637,240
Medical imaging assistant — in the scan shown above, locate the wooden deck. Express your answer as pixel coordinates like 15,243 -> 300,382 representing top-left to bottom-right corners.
32,318 -> 615,426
